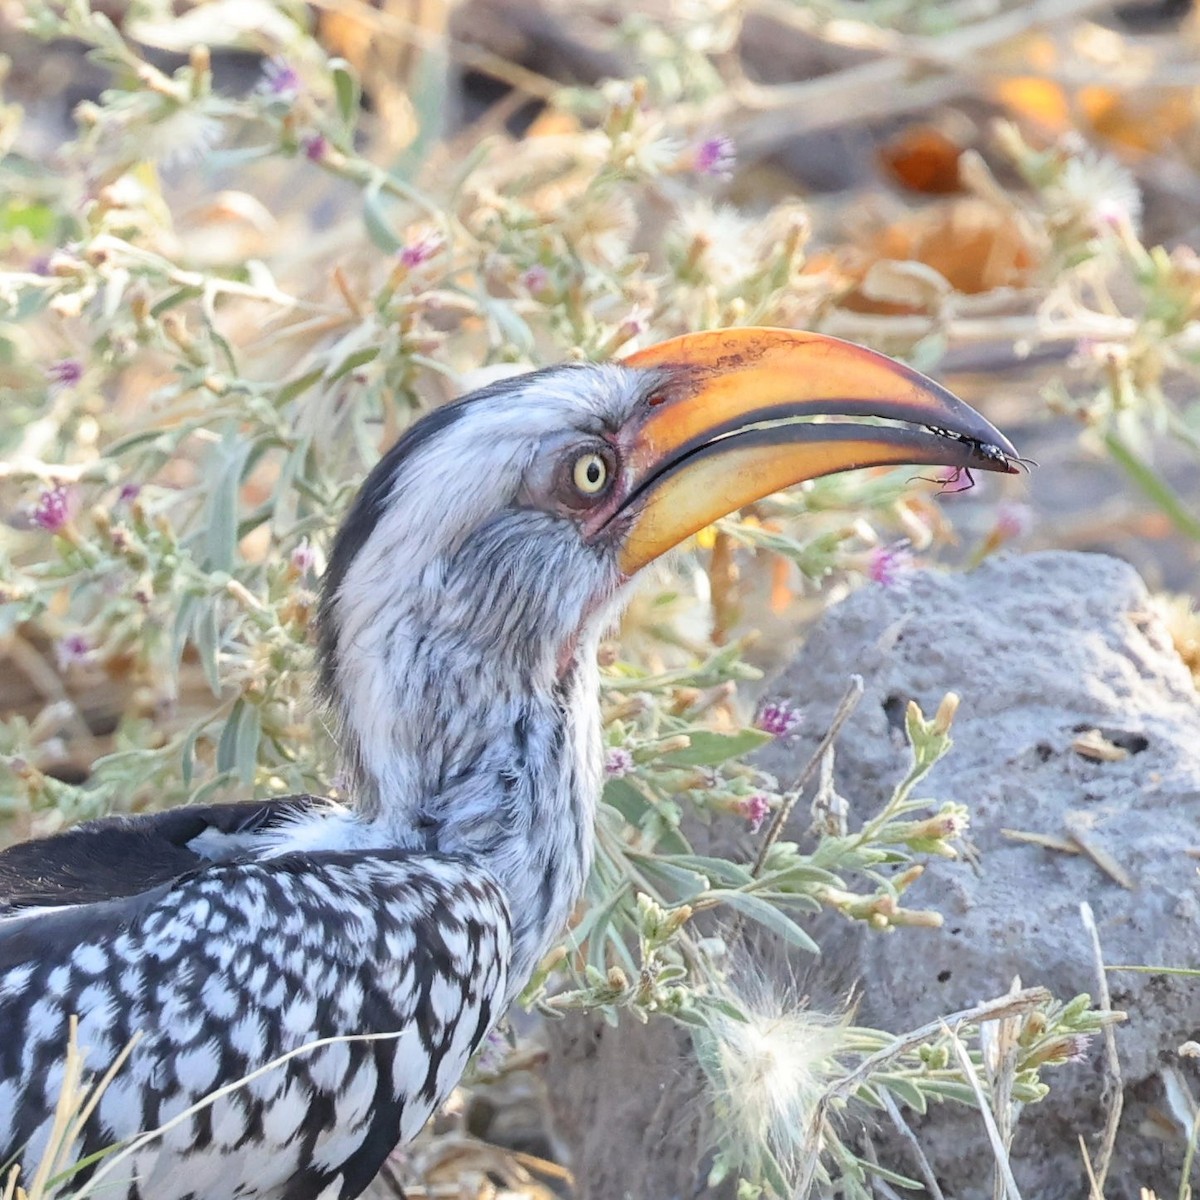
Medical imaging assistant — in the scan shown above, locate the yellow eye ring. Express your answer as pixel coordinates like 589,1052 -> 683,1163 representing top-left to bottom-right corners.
572,452 -> 609,495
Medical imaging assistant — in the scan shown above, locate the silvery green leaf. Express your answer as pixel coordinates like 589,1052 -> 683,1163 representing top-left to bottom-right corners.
194,601 -> 221,695
660,854 -> 754,887
217,699 -> 246,776
275,369 -> 324,406
233,700 -> 261,785
189,771 -> 238,806
180,723 -> 202,789
626,852 -> 707,898
150,286 -> 202,318
655,728 -> 771,767
204,434 -> 253,571
877,1076 -> 928,1114
390,51 -> 448,182
329,59 -> 361,135
363,187 -> 403,254
603,777 -> 650,824
860,1161 -> 924,1190
567,878 -> 628,953
760,862 -> 841,889
705,889 -> 819,954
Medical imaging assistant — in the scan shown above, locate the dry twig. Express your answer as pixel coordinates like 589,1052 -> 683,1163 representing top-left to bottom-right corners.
1081,902 -> 1125,1196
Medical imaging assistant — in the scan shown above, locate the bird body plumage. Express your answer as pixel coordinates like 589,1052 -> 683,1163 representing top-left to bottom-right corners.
0,816 -> 511,1199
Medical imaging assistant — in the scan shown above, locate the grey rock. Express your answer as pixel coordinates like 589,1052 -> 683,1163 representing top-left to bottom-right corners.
543,551 -> 1200,1200
754,550 -> 1200,1198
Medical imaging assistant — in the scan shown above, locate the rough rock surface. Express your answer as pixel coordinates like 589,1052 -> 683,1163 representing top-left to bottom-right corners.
543,551 -> 1200,1200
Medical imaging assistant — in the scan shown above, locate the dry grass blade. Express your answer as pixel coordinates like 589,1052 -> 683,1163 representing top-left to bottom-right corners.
1001,829 -> 1080,855
1179,1110 -> 1200,1200
980,979 -> 1025,1200
5,1020 -> 139,1200
943,1023 -> 1023,1200
859,1134 -> 907,1200
1065,822 -> 1136,891
1080,903 -> 1124,1196
879,1087 -> 946,1200
1080,1133 -> 1105,1200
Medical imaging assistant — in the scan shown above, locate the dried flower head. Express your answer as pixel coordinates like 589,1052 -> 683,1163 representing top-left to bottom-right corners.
605,747 -> 635,778
1049,149 -> 1143,239
1030,1032 -> 1094,1066
706,971 -> 846,1191
143,107 -> 225,171
672,200 -> 758,288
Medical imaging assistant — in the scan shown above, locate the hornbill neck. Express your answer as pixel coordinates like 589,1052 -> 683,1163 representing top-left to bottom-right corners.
329,613 -> 603,991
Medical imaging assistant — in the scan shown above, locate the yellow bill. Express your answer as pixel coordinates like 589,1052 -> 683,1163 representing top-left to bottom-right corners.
614,327 -> 1019,574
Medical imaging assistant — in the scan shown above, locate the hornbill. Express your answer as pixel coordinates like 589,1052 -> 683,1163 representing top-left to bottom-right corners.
0,328 -> 1018,1199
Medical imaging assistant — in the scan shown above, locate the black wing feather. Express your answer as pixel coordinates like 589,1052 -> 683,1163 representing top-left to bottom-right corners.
0,794 -> 323,912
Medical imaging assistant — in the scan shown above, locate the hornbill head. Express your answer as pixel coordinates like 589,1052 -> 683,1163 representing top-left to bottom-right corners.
318,327 -> 1017,807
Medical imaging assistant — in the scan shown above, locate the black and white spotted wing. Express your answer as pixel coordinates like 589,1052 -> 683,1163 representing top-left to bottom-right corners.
0,849 -> 510,1200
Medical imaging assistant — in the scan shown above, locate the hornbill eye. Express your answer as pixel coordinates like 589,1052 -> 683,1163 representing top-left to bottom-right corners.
572,451 -> 610,496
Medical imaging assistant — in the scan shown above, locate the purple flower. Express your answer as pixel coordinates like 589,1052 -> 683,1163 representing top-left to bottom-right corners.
692,135 -> 736,180
55,633 -> 92,670
260,57 -> 302,100
397,234 -> 443,270
290,539 -> 316,575
737,793 -> 771,833
605,747 -> 635,778
1064,1034 -> 1093,1063
301,133 -> 329,163
867,541 -> 913,589
521,265 -> 550,295
31,483 -> 73,532
756,700 -> 802,737
117,482 -> 141,504
46,359 -> 83,388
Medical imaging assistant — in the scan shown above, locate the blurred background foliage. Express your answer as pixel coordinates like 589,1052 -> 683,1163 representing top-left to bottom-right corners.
0,0 -> 1198,1195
